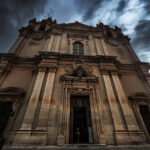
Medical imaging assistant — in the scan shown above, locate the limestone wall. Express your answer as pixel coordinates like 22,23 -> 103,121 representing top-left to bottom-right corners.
8,28 -> 138,64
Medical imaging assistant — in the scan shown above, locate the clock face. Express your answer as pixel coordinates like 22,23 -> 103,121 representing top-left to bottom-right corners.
108,39 -> 119,46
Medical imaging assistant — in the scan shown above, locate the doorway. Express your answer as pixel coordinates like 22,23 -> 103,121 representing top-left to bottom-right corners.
69,96 -> 93,144
0,102 -> 13,149
139,105 -> 150,135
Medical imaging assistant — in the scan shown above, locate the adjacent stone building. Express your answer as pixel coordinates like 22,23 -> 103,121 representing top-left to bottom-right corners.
0,17 -> 150,148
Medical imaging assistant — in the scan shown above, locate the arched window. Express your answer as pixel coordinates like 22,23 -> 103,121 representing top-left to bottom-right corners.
73,42 -> 83,55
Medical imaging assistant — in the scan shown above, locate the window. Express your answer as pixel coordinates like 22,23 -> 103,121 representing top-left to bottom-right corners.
139,105 -> 149,114
39,23 -> 46,31
73,42 -> 83,55
106,29 -> 112,37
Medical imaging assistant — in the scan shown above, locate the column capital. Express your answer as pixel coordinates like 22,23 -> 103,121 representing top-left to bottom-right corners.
100,69 -> 119,76
110,70 -> 119,75
33,64 -> 57,74
100,70 -> 109,75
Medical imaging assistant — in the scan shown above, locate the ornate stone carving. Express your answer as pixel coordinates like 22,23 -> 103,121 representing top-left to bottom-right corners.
74,65 -> 85,77
33,64 -> 57,74
128,92 -> 150,102
68,88 -> 92,95
31,32 -> 44,41
0,87 -> 25,98
100,62 -> 118,72
60,59 -> 98,82
108,39 -> 119,46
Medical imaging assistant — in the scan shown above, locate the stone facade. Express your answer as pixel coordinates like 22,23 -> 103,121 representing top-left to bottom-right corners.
0,17 -> 150,148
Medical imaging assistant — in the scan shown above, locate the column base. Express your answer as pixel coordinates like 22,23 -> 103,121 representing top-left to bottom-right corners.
57,134 -> 65,145
11,130 -> 47,146
97,134 -> 106,145
115,130 -> 146,145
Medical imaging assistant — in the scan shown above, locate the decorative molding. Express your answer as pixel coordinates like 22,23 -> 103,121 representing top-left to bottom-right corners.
68,87 -> 92,96
108,38 -> 119,47
128,92 -> 150,102
0,87 -> 25,102
31,32 -> 44,41
33,64 -> 57,74
100,62 -> 118,73
60,59 -> 98,82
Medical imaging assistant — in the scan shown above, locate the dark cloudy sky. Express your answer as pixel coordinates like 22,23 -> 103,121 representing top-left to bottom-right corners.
0,0 -> 150,62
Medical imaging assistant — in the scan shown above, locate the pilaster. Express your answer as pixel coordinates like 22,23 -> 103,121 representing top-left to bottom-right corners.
100,61 -> 146,144
20,70 -> 45,130
88,35 -> 96,55
47,34 -> 55,52
101,70 -> 126,131
111,72 -> 140,131
60,33 -> 68,54
54,34 -> 61,52
36,67 -> 56,130
94,38 -> 103,55
100,38 -> 109,55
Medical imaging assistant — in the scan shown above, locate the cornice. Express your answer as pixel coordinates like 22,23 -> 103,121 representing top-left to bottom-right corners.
0,52 -> 147,76
128,92 -> 150,102
38,51 -> 117,62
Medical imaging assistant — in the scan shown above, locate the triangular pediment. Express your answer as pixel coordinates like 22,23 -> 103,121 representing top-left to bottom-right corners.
0,87 -> 25,96
60,21 -> 95,31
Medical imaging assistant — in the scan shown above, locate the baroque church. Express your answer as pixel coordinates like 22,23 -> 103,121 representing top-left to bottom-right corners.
0,17 -> 150,149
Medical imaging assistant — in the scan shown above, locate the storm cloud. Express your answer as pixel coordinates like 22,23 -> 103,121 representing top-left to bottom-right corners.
0,0 -> 150,62
0,0 -> 48,52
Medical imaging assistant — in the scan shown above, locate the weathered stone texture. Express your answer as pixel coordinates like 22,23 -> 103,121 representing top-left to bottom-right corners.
0,18 -> 150,149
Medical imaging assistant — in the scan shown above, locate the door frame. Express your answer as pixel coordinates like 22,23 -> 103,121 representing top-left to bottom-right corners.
69,95 -> 93,144
57,84 -> 104,144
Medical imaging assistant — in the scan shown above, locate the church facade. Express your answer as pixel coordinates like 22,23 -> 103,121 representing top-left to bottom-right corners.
0,17 -> 150,148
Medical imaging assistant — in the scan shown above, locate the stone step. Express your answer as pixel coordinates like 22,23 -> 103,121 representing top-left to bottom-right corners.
2,144 -> 150,150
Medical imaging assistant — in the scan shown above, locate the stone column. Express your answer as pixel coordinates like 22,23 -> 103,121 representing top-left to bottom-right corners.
47,34 -> 55,52
20,70 -> 45,130
36,68 -> 56,130
111,72 -> 140,131
60,33 -> 68,54
102,71 -> 125,131
100,39 -> 109,55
